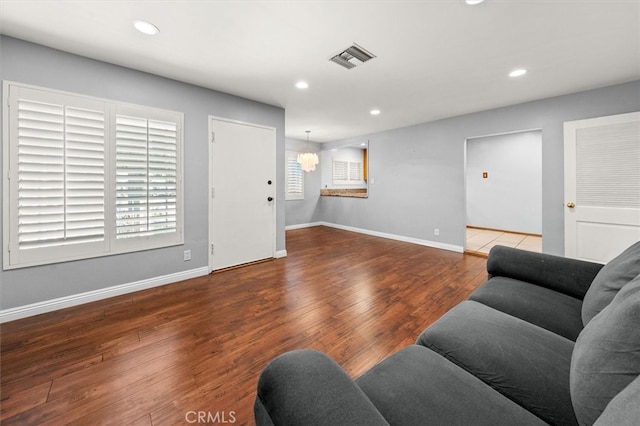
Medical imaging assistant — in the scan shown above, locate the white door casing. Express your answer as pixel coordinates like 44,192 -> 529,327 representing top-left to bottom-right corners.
564,111 -> 640,263
209,117 -> 276,271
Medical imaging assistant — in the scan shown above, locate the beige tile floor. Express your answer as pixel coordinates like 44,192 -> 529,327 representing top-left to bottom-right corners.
466,227 -> 542,256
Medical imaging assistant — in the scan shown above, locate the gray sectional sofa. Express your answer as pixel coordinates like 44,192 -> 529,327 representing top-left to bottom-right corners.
254,242 -> 640,425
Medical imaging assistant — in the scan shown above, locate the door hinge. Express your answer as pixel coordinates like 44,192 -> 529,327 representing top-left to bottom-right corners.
210,244 -> 215,255
211,187 -> 215,198
211,131 -> 215,143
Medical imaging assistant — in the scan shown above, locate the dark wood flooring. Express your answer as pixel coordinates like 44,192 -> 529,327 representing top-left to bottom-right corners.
1,226 -> 488,425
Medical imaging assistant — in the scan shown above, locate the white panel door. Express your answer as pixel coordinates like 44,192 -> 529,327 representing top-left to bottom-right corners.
564,111 -> 640,263
209,117 -> 275,271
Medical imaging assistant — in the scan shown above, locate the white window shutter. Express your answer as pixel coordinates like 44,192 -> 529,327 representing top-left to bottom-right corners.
4,82 -> 183,269
333,160 -> 349,182
148,119 -> 178,233
64,106 -> 106,243
285,151 -> 304,200
16,98 -> 105,250
115,115 -> 149,238
349,161 -> 363,181
115,115 -> 178,238
332,160 -> 363,185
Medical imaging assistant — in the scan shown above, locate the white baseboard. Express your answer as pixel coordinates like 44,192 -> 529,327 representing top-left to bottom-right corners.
275,249 -> 287,258
318,222 -> 464,253
0,267 -> 210,324
285,222 -> 323,230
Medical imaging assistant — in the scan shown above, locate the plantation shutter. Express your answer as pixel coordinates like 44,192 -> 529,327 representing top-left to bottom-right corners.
285,151 -> 304,200
5,82 -> 184,270
115,112 -> 178,239
333,160 -> 349,182
349,161 -> 363,181
9,87 -> 107,266
333,160 -> 363,184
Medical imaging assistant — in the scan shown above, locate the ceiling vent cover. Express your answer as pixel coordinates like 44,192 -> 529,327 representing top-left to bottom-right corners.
330,43 -> 376,70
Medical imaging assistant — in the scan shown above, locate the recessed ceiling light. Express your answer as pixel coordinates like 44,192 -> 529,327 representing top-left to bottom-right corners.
466,0 -> 485,5
509,69 -> 527,78
295,81 -> 309,89
370,109 -> 381,116
134,20 -> 160,35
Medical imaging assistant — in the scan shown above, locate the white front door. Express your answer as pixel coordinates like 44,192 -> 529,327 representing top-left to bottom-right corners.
209,117 -> 276,271
564,111 -> 640,263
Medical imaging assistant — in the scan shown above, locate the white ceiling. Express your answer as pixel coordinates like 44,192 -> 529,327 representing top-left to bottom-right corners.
1,1 -> 639,142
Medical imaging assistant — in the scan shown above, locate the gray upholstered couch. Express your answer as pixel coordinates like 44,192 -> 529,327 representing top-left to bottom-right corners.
254,242 -> 640,425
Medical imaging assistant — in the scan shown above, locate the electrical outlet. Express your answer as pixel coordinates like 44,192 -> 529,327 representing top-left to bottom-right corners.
434,228 -> 440,236
183,250 -> 191,261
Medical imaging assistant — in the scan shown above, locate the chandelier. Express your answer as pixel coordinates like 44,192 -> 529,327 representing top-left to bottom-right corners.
297,130 -> 319,172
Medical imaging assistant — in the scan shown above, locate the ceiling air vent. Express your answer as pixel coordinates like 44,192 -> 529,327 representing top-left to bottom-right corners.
329,43 -> 376,70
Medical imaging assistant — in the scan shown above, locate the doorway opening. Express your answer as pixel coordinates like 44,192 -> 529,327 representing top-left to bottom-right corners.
465,130 -> 542,256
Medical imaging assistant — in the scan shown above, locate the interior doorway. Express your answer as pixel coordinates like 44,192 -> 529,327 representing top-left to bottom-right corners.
465,130 -> 543,256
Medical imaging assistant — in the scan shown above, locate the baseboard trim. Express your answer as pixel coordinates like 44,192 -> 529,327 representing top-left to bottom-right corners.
275,249 -> 287,258
466,225 -> 542,237
318,222 -> 464,253
0,267 -> 210,324
285,222 -> 323,230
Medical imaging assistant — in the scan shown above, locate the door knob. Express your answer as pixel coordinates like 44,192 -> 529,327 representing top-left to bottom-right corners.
267,197 -> 274,202
566,202 -> 575,208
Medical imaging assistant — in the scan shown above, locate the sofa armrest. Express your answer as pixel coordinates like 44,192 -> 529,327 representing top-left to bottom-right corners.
486,245 -> 604,299
255,349 -> 389,426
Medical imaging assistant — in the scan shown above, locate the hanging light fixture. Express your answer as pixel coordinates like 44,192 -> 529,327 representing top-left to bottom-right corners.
297,130 -> 319,172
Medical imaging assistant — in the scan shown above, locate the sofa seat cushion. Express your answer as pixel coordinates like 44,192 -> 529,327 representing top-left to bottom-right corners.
593,374 -> 640,426
582,241 -> 640,325
469,276 -> 584,340
571,275 -> 640,426
356,345 -> 547,426
417,300 -> 577,425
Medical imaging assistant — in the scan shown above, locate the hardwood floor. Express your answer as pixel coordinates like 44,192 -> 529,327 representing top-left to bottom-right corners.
1,226 -> 488,425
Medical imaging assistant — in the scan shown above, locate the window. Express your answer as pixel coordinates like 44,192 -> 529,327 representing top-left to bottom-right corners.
114,106 -> 180,249
332,159 -> 363,185
285,151 -> 304,200
3,82 -> 183,269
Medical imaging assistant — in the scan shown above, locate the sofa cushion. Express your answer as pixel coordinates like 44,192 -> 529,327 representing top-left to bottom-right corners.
470,276 -> 584,340
593,374 -> 640,426
570,275 -> 640,426
582,241 -> 640,325
486,245 -> 603,299
417,300 -> 577,425
593,373 -> 640,426
255,349 -> 389,426
356,345 -> 547,426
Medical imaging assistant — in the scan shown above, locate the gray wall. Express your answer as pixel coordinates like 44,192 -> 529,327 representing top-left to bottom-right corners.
0,36 -> 286,310
284,138 -> 322,227
313,81 -> 640,255
466,130 -> 542,234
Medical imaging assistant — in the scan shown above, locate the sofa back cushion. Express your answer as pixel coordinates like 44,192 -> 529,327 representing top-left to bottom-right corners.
570,274 -> 640,426
582,241 -> 640,325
